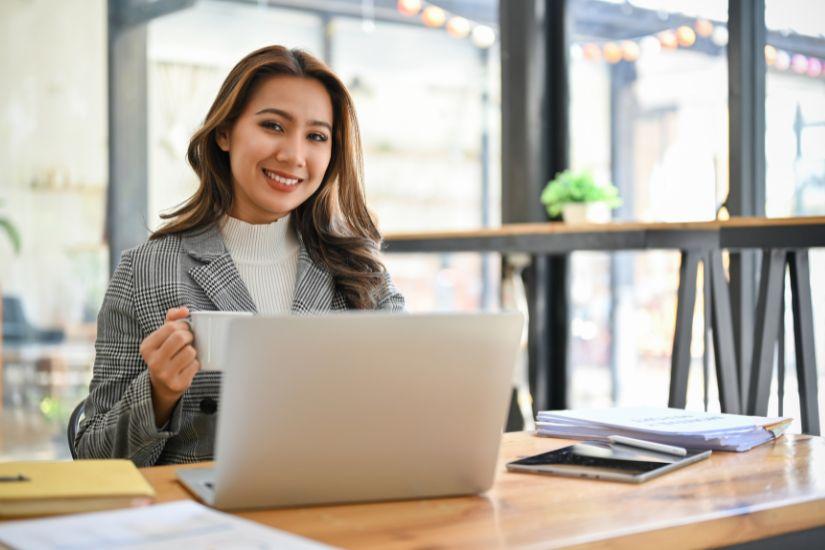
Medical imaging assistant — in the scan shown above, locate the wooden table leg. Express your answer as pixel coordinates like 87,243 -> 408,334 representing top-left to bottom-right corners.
788,250 -> 820,435
669,250 -> 701,409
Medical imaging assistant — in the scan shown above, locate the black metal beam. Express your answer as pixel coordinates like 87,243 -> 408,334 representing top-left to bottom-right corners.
748,248 -> 786,416
788,250 -> 821,435
727,0 -> 766,407
708,250 -> 741,414
722,224 -> 825,249
543,0 -> 570,411
500,1 -> 549,225
500,0 -> 570,412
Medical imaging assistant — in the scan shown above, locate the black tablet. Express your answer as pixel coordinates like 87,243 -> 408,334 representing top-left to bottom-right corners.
506,440 -> 711,483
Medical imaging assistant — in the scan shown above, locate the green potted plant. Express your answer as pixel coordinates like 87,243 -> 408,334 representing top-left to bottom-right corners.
540,169 -> 622,223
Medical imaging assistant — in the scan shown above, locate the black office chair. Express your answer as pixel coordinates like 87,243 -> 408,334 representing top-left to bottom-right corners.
2,295 -> 65,344
67,398 -> 86,459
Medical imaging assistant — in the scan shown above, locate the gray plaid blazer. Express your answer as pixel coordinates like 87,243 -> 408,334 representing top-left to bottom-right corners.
75,223 -> 404,466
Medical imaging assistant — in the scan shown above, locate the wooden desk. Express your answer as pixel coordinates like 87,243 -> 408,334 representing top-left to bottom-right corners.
141,432 -> 825,549
383,216 -> 825,253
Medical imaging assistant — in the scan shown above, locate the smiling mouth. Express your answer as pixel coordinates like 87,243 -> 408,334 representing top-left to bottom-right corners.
262,168 -> 302,187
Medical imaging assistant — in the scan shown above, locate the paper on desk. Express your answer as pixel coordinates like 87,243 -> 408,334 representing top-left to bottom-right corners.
538,407 -> 786,435
535,407 -> 792,452
0,500 -> 334,550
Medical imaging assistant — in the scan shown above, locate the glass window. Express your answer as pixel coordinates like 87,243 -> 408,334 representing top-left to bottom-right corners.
148,0 -> 502,313
1,0 -> 107,460
148,1 -> 323,230
567,0 -> 729,410
327,8 -> 501,311
764,0 -> 824,429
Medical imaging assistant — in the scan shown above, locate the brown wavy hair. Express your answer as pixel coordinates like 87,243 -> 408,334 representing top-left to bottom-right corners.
152,45 -> 387,309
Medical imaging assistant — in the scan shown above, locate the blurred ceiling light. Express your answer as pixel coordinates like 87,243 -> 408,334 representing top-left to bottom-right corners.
603,42 -> 622,63
764,44 -> 777,65
807,58 -> 822,78
472,25 -> 496,48
791,54 -> 808,74
640,35 -> 661,56
658,30 -> 678,49
694,18 -> 714,38
583,43 -> 602,61
676,26 -> 696,47
774,50 -> 791,70
711,26 -> 728,46
396,0 -> 422,17
446,16 -> 470,38
621,40 -> 640,62
422,5 -> 446,28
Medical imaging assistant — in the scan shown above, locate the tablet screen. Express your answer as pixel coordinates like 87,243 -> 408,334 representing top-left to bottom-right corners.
509,441 -> 703,477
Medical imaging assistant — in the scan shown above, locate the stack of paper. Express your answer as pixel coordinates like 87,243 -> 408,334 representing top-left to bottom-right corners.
536,407 -> 792,452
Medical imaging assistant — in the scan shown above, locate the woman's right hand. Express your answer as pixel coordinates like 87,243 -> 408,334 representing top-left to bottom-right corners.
139,306 -> 200,427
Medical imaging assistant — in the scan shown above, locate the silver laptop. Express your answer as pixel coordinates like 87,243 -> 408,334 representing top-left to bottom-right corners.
177,311 -> 523,510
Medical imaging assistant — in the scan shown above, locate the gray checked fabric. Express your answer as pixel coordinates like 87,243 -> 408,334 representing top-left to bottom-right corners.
75,223 -> 405,466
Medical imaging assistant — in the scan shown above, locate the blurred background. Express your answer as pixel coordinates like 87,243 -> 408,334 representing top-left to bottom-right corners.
0,0 -> 823,460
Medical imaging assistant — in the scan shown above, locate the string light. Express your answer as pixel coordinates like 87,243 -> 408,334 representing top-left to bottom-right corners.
694,18 -> 713,38
621,40 -> 641,62
775,50 -> 791,70
676,26 -> 696,47
765,44 -> 777,65
807,58 -> 822,78
446,16 -> 470,39
711,26 -> 728,47
395,1 -> 496,49
422,5 -> 446,28
583,43 -> 602,61
399,3 -> 823,79
603,42 -> 622,64
565,16 -> 821,81
658,30 -> 678,49
471,25 -> 496,49
640,35 -> 661,56
396,0 -> 422,17
791,54 -> 808,74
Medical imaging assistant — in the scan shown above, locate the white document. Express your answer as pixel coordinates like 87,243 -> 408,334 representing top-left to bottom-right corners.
537,407 -> 786,435
0,500 -> 335,550
535,407 -> 791,452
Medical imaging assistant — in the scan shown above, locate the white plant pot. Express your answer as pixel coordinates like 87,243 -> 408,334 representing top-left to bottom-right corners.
562,202 -> 612,224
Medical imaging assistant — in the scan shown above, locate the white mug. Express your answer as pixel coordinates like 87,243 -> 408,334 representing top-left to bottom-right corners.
190,310 -> 254,371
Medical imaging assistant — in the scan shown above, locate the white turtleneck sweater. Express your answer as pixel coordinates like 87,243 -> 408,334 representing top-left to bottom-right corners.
220,215 -> 299,314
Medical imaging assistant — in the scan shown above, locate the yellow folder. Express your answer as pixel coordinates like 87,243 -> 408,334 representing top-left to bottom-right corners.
0,460 -> 155,518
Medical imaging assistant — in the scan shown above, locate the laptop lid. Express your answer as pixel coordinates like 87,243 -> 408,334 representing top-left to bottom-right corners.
209,311 -> 523,510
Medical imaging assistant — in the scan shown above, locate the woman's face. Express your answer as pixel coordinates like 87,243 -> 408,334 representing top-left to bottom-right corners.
217,75 -> 334,224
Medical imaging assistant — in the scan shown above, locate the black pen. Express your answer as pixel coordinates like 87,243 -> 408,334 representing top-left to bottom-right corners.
0,474 -> 30,482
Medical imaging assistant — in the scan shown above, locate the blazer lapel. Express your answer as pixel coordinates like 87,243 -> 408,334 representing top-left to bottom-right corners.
291,243 -> 335,313
181,224 -> 257,313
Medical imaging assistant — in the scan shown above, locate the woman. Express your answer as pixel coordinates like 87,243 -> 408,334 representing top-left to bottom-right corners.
76,46 -> 404,466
